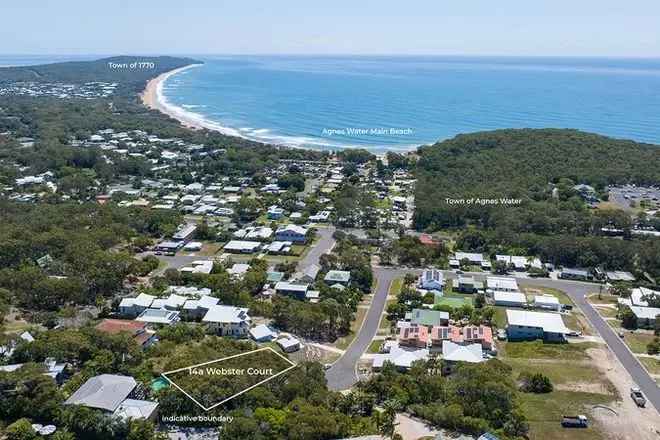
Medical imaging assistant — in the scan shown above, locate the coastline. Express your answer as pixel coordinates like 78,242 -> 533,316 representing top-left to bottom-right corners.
140,64 -> 398,153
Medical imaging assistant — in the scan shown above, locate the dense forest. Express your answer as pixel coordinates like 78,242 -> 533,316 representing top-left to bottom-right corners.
415,129 -> 660,230
414,129 -> 660,278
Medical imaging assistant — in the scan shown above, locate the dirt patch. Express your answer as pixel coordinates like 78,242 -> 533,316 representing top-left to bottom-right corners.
555,381 -> 611,395
587,346 -> 660,440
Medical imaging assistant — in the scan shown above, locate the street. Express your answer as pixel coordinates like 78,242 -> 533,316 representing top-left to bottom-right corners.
325,266 -> 660,413
325,267 -> 409,390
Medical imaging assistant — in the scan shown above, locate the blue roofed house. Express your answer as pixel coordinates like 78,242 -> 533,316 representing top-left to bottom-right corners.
418,269 -> 444,291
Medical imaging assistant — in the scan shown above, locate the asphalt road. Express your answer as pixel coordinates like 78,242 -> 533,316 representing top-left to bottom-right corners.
326,266 -> 660,412
325,267 -> 409,390
297,226 -> 336,271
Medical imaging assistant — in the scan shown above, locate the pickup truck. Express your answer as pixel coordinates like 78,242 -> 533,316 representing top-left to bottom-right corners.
561,415 -> 588,428
630,387 -> 647,407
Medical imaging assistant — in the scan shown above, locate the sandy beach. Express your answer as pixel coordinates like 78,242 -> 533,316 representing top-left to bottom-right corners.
141,64 -> 211,131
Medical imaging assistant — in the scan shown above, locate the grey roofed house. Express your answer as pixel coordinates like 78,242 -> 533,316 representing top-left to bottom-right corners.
324,270 -> 351,284
64,374 -> 136,412
113,399 -> 158,421
303,264 -> 320,281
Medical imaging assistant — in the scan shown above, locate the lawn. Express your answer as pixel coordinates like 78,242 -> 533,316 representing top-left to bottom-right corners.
520,390 -> 615,440
637,356 -> 660,375
592,306 -> 618,318
492,306 -> 508,329
434,297 -> 473,308
621,331 -> 656,354
500,341 -> 597,361
503,358 -> 605,386
367,339 -> 383,354
587,294 -> 619,305
389,278 -> 403,296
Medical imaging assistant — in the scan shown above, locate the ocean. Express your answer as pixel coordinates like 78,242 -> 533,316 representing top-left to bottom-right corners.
160,55 -> 660,151
3,55 -> 660,151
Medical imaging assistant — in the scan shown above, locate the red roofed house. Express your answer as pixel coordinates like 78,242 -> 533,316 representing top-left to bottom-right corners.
430,325 -> 493,351
399,324 -> 429,348
95,319 -> 157,349
419,234 -> 440,247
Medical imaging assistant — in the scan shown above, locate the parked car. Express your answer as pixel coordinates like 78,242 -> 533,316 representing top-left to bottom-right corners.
561,415 -> 588,428
630,387 -> 646,407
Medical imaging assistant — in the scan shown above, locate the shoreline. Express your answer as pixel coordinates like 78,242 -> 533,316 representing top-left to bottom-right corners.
140,64 -> 403,155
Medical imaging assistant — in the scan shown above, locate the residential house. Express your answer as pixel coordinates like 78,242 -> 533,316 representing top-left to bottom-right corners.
442,341 -> 484,374
533,294 -> 561,311
559,268 -> 591,281
119,293 -> 155,317
324,270 -> 351,285
64,374 -> 157,420
181,295 -> 220,320
277,336 -> 301,353
486,276 -> 519,293
493,291 -> 527,308
267,205 -> 285,220
372,341 -> 429,371
135,309 -> 180,326
275,224 -> 308,243
418,269 -> 444,291
399,324 -> 429,348
95,319 -> 157,349
274,281 -> 309,300
249,324 -> 278,342
223,240 -> 262,254
506,310 -> 570,342
202,305 -> 251,337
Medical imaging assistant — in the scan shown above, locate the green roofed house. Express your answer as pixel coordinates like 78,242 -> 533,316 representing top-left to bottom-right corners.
324,270 -> 351,285
406,308 -> 449,327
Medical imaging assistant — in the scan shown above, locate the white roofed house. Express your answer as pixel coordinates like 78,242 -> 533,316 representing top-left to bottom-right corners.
441,341 -> 485,374
486,276 -> 519,294
418,269 -> 444,291
119,293 -> 155,317
135,309 -> 180,326
203,305 -> 251,337
182,295 -> 220,320
493,291 -> 527,308
628,305 -> 660,329
495,255 -> 543,271
372,341 -> 429,371
533,294 -> 561,311
454,252 -> 484,265
506,310 -> 571,342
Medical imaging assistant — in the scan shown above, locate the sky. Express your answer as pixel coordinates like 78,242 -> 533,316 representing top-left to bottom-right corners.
3,0 -> 660,57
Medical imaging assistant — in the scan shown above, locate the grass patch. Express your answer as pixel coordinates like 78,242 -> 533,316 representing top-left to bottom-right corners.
621,331 -> 656,354
592,306 -> 618,318
389,278 -> 403,296
520,390 -> 614,440
503,358 -> 603,386
492,306 -> 508,329
637,356 -> 660,375
367,339 -> 383,354
587,294 -> 619,305
500,341 -> 597,360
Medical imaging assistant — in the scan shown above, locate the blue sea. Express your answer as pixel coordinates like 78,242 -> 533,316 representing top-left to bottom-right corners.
160,55 -> 660,151
3,55 -> 660,151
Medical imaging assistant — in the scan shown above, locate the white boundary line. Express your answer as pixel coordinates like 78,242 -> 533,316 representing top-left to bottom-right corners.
161,347 -> 297,411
